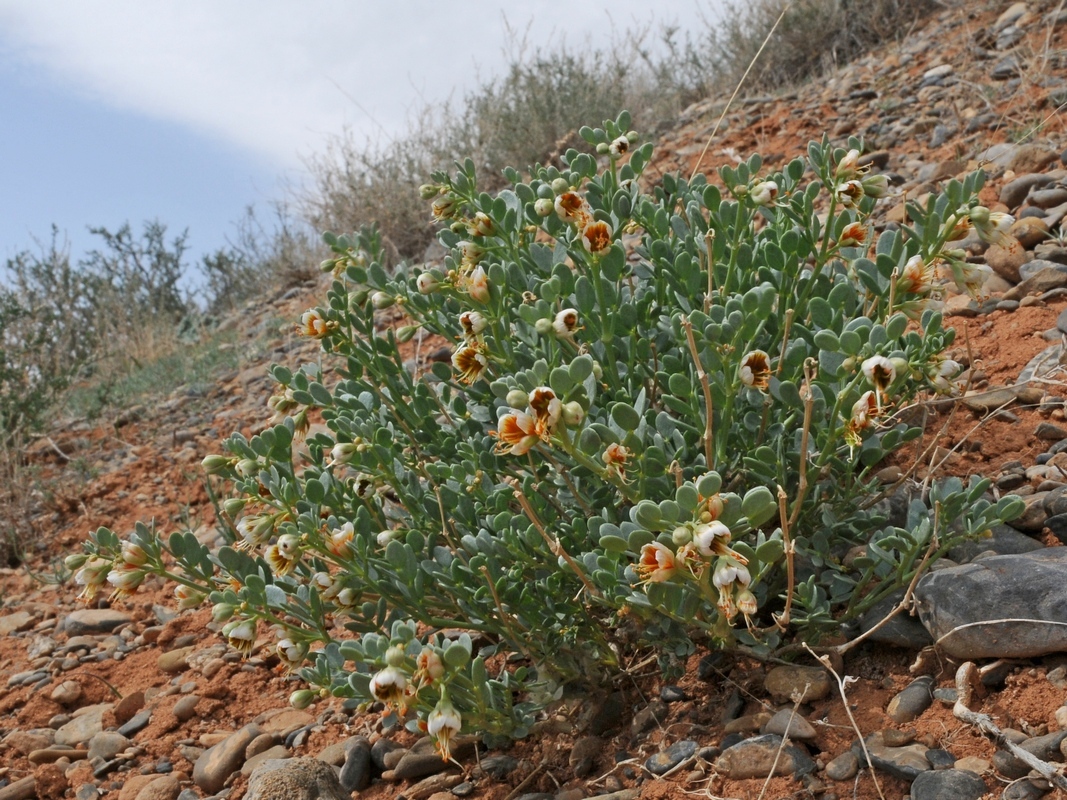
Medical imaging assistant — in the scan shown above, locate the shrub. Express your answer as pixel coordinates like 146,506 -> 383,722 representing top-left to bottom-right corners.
75,113 -> 1020,756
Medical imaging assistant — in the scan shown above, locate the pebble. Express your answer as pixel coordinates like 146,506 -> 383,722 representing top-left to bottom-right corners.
28,747 -> 88,763
762,708 -> 817,740
857,731 -> 931,780
911,768 -> 988,800
171,695 -> 199,722
339,736 -> 372,791
1003,778 -> 1053,800
50,680 -> 83,705
925,748 -> 955,769
118,710 -> 152,738
241,744 -> 289,775
713,734 -> 815,779
887,676 -> 934,722
88,731 -> 132,761
569,736 -> 603,778
644,740 -> 699,776
659,685 -> 686,702
391,751 -> 453,782
631,700 -> 667,735
62,609 -> 132,636
132,776 -> 181,800
824,750 -> 859,781
764,665 -> 831,703
245,757 -> 347,800
371,737 -> 403,770
476,754 -> 518,781
157,646 -> 195,674
192,723 -> 260,794
3,729 -> 55,754
55,704 -> 112,747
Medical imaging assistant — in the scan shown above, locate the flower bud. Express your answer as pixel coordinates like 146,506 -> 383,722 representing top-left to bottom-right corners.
533,198 -> 554,217
331,442 -> 359,464
290,689 -> 317,709
860,173 -> 889,198
551,177 -> 570,194
626,130 -> 639,143
596,142 -> 610,155
419,183 -> 440,200
671,526 -> 692,546
534,318 -> 554,336
222,498 -> 246,517
319,258 -> 338,273
65,553 -> 89,571
212,603 -> 236,623
385,644 -> 407,668
121,542 -> 149,567
505,389 -> 529,408
348,288 -> 370,308
396,325 -> 419,343
562,401 -> 585,426
235,459 -> 260,479
201,454 -> 233,475
416,272 -> 440,294
371,291 -> 395,310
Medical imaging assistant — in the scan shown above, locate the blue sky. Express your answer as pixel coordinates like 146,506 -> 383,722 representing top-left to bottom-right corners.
0,2 -> 717,275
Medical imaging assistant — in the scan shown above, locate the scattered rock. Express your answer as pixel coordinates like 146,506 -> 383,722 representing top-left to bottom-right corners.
50,680 -> 82,705
857,731 -> 931,780
340,736 -> 372,791
87,731 -> 132,761
570,736 -> 603,778
62,609 -> 132,636
713,735 -> 816,779
887,676 -> 934,723
915,549 -> 1067,658
762,708 -> 817,740
192,723 -> 259,794
645,740 -> 698,775
824,750 -> 859,781
392,751 -> 453,782
764,665 -> 831,702
54,704 -> 111,747
910,768 -> 988,800
157,646 -> 195,674
245,757 -> 347,800
133,776 -> 180,800
0,611 -> 35,636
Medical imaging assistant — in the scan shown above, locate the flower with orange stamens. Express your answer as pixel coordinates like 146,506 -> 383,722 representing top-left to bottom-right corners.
739,350 -> 771,391
492,411 -> 539,456
528,386 -> 562,438
452,342 -> 489,384
554,191 -> 590,226
581,221 -> 612,254
636,542 -> 678,584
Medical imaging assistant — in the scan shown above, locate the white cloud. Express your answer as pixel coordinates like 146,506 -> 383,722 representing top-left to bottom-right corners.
0,1 -> 714,172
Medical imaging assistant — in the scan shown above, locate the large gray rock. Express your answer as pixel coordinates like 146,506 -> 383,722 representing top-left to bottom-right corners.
245,758 -> 348,800
915,549 -> 1067,659
61,609 -> 132,636
713,735 -> 816,779
910,769 -> 987,800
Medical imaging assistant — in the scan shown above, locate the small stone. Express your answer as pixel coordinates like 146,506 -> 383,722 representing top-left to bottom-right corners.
241,745 -> 289,775
645,740 -> 698,775
660,685 -> 686,702
1036,422 -> 1067,441
88,731 -> 132,761
157,647 -> 195,674
245,757 -> 347,800
993,748 -> 1031,779
882,728 -> 915,747
0,611 -> 36,636
985,242 -> 1030,283
28,747 -> 88,764
0,777 -> 36,800
113,690 -> 145,725
570,736 -> 603,778
1001,174 -> 1055,209
258,708 -> 314,737
631,700 -> 668,735
910,768 -> 987,800
723,712 -> 771,734
954,755 -> 991,774
1002,777 -> 1053,800
713,735 -> 816,779
925,748 -> 955,769
54,704 -> 111,747
62,609 -> 132,636
192,723 -> 260,794
476,754 -> 518,781
371,737 -> 403,770
764,665 -> 831,702
857,731 -> 931,780
339,736 -> 372,792
133,776 -> 180,800
171,695 -> 199,722
887,676 -> 934,723
118,710 -> 152,738
762,708 -> 817,740
1021,729 -> 1067,761
392,751 -> 452,782
50,680 -> 82,706
3,729 -> 55,754
824,750 -> 859,781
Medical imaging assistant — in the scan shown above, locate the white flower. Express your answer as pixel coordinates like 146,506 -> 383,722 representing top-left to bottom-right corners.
693,521 -> 732,558
427,694 -> 462,761
552,308 -> 580,341
225,619 -> 257,657
459,311 -> 487,341
369,666 -> 408,707
861,355 -> 896,392
739,350 -> 771,390
750,181 -> 778,207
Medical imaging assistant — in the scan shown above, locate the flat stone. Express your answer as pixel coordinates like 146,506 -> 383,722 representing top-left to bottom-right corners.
985,242 -> 1030,283
245,757 -> 347,800
1005,266 -> 1067,301
258,708 -> 314,737
54,704 -> 111,747
764,665 -> 831,702
133,776 -> 180,800
1036,422 -> 1067,440
157,646 -> 195,674
644,740 -> 697,775
339,736 -> 372,791
1001,173 -> 1054,208
62,609 -> 132,636
0,777 -> 36,800
476,754 -> 518,780
392,751 -> 452,782
171,695 -> 199,722
28,747 -> 88,763
192,723 -> 259,794
954,755 -> 991,774
405,773 -> 464,800
0,611 -> 35,636
51,680 -> 83,706
241,745 -> 289,776
88,731 -> 132,761
3,729 -> 55,754
887,676 -> 934,723
762,708 -> 817,740
113,690 -> 145,725
911,769 -> 987,800
915,549 -> 1067,658
118,710 -> 152,738
570,735 -> 603,778
962,386 -> 1019,413
824,750 -> 859,781
856,731 -> 931,780
713,734 -> 816,779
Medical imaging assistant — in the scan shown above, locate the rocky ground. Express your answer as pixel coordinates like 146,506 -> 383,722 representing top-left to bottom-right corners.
5,0 -> 1067,798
